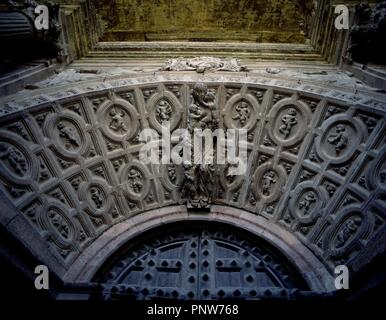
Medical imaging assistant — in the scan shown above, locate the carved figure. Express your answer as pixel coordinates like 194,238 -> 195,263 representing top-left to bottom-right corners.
298,191 -> 317,214
57,122 -> 80,150
336,217 -> 362,248
327,124 -> 348,155
0,143 -> 27,175
232,101 -> 250,126
262,170 -> 277,196
167,164 -> 177,183
49,210 -> 69,239
279,108 -> 298,138
127,169 -> 143,193
189,83 -> 217,131
156,100 -> 172,125
109,108 -> 128,133
90,187 -> 103,209
180,161 -> 215,209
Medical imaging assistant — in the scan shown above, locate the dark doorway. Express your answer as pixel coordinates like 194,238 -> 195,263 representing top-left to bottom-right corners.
94,222 -> 308,300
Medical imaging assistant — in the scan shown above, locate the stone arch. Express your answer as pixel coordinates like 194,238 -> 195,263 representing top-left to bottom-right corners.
0,74 -> 384,298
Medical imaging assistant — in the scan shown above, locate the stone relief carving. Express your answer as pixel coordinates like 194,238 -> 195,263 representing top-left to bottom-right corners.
335,216 -> 362,249
0,131 -> 37,184
324,206 -> 372,259
315,115 -> 365,164
252,163 -> 287,204
327,124 -> 348,155
232,100 -> 251,126
37,202 -> 78,259
0,80 -> 384,271
120,161 -> 151,202
161,57 -> 248,73
179,83 -> 219,209
223,94 -> 259,131
108,107 -> 128,134
57,122 -> 81,151
156,99 -> 172,125
366,147 -> 386,192
98,98 -> 139,141
262,170 -> 277,196
279,108 -> 298,139
148,91 -> 183,133
0,142 -> 27,176
180,162 -> 215,209
44,112 -> 91,160
288,182 -> 329,226
127,168 -> 144,194
268,99 -> 311,147
188,83 -> 218,131
49,209 -> 70,240
298,191 -> 316,215
90,186 -> 104,209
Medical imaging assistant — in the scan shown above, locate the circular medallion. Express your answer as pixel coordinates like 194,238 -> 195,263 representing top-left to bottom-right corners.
148,91 -> 183,133
315,114 -> 365,164
98,98 -> 139,141
44,112 -> 90,159
39,202 -> 77,249
289,182 -> 327,224
224,94 -> 259,131
325,206 -> 371,257
268,98 -> 311,147
252,163 -> 287,203
120,161 -> 151,201
0,130 -> 38,184
367,146 -> 386,192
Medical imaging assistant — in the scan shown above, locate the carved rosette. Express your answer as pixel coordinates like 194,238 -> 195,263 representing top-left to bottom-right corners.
97,98 -> 139,141
324,205 -> 372,258
0,130 -> 38,184
252,163 -> 287,203
315,114 -> 366,164
267,98 -> 311,147
147,91 -> 183,133
289,182 -> 328,225
223,93 -> 259,131
120,161 -> 151,201
44,111 -> 91,159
